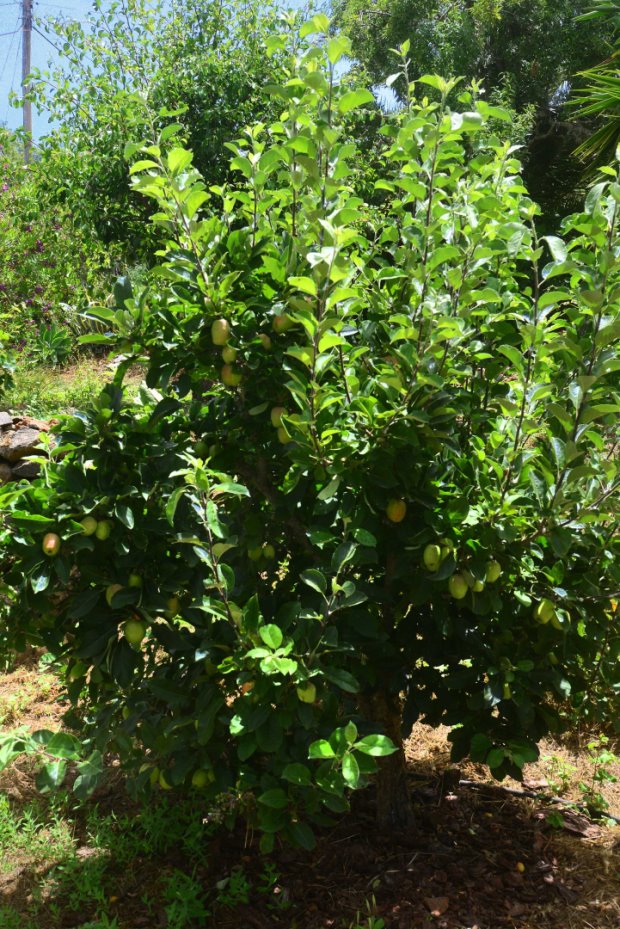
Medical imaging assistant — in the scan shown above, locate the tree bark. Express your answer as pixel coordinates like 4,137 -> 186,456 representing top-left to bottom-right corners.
363,689 -> 415,829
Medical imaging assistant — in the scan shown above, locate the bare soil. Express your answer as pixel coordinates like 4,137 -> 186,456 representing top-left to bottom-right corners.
0,662 -> 618,929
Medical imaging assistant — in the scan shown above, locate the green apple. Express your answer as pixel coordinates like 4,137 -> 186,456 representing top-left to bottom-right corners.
80,516 -> 98,536
221,364 -> 242,387
194,439 -> 209,457
191,768 -> 215,788
386,499 -> 407,523
248,545 -> 263,561
423,544 -> 442,572
503,683 -> 512,700
472,579 -> 485,593
277,426 -> 292,444
533,599 -> 555,625
128,573 -> 142,588
270,406 -> 286,428
124,619 -> 147,646
221,345 -> 237,363
164,596 -> 180,619
211,318 -> 231,345
42,532 -> 61,557
105,583 -> 124,607
67,661 -> 86,683
486,560 -> 502,583
449,574 -> 468,600
296,681 -> 317,704
158,770 -> 173,790
262,543 -> 276,560
95,520 -> 113,541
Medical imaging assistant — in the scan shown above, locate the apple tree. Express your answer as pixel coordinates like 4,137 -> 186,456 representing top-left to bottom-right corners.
1,17 -> 619,839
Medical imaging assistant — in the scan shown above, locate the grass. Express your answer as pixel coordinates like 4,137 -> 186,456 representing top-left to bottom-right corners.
2,356 -> 142,419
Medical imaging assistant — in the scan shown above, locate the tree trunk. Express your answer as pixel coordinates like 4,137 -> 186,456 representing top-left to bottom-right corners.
363,690 -> 415,829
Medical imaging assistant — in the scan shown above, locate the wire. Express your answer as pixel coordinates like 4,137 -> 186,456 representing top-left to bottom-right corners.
0,18 -> 19,87
0,29 -> 20,36
3,25 -> 21,124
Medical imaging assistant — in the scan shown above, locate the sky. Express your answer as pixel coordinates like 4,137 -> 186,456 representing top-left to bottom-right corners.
0,0 -> 311,138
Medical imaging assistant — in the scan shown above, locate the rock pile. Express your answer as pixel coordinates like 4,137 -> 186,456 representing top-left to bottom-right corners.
0,413 -> 53,483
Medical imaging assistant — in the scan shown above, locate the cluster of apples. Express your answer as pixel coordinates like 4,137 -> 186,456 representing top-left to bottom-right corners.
214,313 -> 292,389
41,515 -> 114,558
421,541 -> 503,600
269,405 -> 292,445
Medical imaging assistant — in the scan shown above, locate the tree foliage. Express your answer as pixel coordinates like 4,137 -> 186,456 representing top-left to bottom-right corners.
332,0 -> 614,220
28,0 -> 283,255
1,18 -> 619,842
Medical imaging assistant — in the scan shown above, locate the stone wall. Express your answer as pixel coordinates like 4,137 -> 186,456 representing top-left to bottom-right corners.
0,413 -> 53,483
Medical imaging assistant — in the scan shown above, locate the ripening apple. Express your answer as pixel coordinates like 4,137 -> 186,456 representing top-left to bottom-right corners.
105,583 -> 124,607
80,516 -> 98,536
95,520 -> 113,541
42,532 -> 61,557
423,544 -> 442,572
270,406 -> 286,428
296,681 -> 317,704
486,560 -> 502,583
386,499 -> 407,523
124,618 -> 147,646
221,364 -> 242,387
221,345 -> 237,363
211,318 -> 231,345
272,313 -> 294,333
533,599 -> 555,625
449,574 -> 468,600
259,333 -> 272,350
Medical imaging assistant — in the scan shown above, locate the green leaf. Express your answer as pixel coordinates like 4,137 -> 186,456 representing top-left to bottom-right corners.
342,753 -> 360,787
35,760 -> 67,792
282,763 -> 312,786
354,734 -> 397,757
259,624 -> 283,650
337,89 -> 375,115
309,739 -> 336,759
300,569 -> 327,595
287,820 -> 316,850
486,748 -> 506,770
299,13 -> 330,38
258,788 -> 289,809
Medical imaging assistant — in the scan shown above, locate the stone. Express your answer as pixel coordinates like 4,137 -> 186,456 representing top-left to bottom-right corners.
0,428 -> 42,462
0,461 -> 12,484
11,459 -> 40,480
0,412 -> 12,428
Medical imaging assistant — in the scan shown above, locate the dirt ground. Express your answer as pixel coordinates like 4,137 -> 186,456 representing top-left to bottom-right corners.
0,661 -> 618,929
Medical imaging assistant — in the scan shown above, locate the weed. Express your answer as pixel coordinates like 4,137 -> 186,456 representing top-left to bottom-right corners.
578,735 -> 619,813
349,896 -> 385,929
164,869 -> 210,929
544,754 -> 576,796
215,865 -> 252,908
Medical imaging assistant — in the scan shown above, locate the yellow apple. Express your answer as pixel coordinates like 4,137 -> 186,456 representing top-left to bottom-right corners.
221,345 -> 237,363
211,318 -> 231,345
272,313 -> 294,333
191,768 -> 215,788
105,583 -> 124,607
423,544 -> 442,572
270,406 -> 286,428
221,364 -> 242,387
296,681 -> 317,704
533,599 -> 555,625
95,520 -> 113,541
124,619 -> 147,646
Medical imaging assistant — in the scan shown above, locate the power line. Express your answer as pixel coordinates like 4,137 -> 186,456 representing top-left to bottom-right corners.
0,17 -> 19,86
0,29 -> 20,36
3,23 -> 21,124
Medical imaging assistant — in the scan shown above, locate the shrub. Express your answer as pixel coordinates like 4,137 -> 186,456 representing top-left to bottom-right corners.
1,17 -> 619,845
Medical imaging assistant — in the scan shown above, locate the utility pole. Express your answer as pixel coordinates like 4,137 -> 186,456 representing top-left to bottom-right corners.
22,0 -> 33,163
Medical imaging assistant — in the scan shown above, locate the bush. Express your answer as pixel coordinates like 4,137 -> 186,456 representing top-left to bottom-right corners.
1,17 -> 619,845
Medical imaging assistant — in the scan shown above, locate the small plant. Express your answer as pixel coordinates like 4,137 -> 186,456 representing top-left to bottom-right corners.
215,865 -> 252,908
29,323 -> 73,367
164,869 -> 210,929
578,735 -> 619,813
258,860 -> 291,911
349,896 -> 385,929
544,754 -> 577,796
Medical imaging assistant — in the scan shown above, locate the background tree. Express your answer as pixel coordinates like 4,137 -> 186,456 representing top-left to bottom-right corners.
28,0 -> 283,259
332,0 -> 613,221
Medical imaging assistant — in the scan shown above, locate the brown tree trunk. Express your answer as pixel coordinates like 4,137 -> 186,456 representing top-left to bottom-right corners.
363,690 -> 415,829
